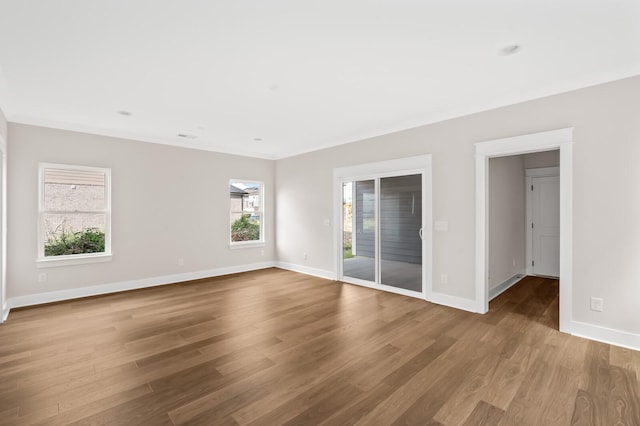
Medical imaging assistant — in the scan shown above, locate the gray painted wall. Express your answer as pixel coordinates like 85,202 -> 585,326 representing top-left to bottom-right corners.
4,75 -> 640,343
7,124 -> 275,299
276,75 -> 640,336
0,107 -> 6,141
524,150 -> 560,169
488,155 -> 526,289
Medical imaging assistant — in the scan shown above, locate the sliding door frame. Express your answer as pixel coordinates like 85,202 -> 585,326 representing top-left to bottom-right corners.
333,155 -> 433,300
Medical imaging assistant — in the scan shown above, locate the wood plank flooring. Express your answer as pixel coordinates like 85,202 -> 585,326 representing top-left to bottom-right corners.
0,269 -> 638,425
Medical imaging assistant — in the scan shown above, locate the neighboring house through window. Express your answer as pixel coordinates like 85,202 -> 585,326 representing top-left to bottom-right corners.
38,163 -> 112,266
229,180 -> 264,246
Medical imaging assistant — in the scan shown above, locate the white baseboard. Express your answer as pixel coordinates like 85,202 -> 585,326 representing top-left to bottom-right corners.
275,261 -> 335,280
5,261 -> 637,352
489,272 -> 526,301
276,262 -> 480,313
428,291 -> 482,313
569,320 -> 640,352
5,261 -> 277,313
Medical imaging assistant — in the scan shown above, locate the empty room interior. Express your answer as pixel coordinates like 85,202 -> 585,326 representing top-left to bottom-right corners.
0,1 -> 639,425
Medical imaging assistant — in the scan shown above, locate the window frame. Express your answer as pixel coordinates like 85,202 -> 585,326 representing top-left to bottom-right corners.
37,162 -> 112,268
229,179 -> 265,248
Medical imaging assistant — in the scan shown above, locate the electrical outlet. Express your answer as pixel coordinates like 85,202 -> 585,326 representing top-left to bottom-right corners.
38,272 -> 47,283
440,273 -> 448,284
303,252 -> 308,260
177,258 -> 184,266
590,297 -> 603,312
261,250 -> 265,256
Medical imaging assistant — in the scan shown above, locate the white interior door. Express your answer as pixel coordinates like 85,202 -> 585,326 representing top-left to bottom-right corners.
532,175 -> 560,277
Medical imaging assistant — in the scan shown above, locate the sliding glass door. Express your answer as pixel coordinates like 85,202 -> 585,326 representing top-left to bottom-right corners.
341,172 -> 424,297
380,175 -> 422,292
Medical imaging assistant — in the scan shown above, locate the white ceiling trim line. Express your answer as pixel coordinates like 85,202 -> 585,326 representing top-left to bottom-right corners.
6,71 -> 640,161
7,114 -> 280,160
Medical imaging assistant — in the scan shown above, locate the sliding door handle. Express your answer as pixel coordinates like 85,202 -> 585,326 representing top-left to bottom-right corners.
419,228 -> 423,240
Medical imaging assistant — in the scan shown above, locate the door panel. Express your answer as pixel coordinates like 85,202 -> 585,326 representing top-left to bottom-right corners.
380,175 -> 422,291
532,175 -> 560,277
343,180 -> 376,282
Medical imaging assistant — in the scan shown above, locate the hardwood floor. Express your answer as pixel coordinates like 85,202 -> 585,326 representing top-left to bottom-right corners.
0,269 -> 638,425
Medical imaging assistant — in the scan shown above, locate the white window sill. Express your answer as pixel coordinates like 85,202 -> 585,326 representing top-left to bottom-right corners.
37,253 -> 113,268
229,242 -> 266,250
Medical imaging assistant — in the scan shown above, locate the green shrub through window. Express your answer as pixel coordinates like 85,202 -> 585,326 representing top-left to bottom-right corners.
45,228 -> 105,256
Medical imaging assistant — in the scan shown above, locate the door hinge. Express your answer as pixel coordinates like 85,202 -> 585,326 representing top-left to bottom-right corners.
532,260 -> 535,267
531,222 -> 534,229
531,185 -> 533,191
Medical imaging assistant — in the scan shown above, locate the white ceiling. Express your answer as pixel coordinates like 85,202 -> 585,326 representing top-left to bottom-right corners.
0,1 -> 639,159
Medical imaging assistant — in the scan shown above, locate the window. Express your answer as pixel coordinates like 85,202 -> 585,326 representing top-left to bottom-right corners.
38,163 -> 112,266
229,180 -> 264,246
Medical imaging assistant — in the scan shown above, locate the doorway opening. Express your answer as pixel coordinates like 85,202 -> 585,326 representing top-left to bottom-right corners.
475,128 -> 573,334
486,152 -> 560,328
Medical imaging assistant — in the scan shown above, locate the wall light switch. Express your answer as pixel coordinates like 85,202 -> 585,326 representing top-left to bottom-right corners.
590,297 -> 603,312
434,221 -> 449,231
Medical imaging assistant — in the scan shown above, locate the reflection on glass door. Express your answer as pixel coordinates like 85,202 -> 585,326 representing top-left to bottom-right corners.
380,175 -> 422,291
342,180 -> 375,282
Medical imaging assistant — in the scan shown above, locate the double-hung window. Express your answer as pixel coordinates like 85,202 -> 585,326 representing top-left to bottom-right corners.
38,163 -> 112,266
229,180 -> 264,246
